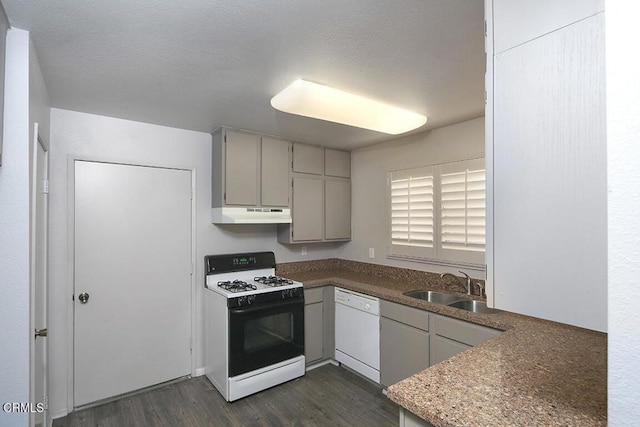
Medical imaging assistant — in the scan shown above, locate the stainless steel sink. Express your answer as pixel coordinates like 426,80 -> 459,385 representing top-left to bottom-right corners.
447,299 -> 502,315
403,290 -> 460,305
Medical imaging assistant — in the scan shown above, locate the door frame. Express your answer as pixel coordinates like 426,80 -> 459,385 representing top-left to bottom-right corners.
29,122 -> 49,426
65,154 -> 197,411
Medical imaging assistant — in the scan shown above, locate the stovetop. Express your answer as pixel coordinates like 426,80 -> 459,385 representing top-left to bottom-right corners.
205,268 -> 302,299
204,252 -> 303,300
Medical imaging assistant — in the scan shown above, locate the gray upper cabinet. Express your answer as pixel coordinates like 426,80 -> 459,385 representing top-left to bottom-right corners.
279,143 -> 351,243
291,175 -> 324,241
224,130 -> 259,206
324,179 -> 351,240
261,137 -> 290,207
324,149 -> 350,178
212,128 -> 291,209
293,143 -> 324,175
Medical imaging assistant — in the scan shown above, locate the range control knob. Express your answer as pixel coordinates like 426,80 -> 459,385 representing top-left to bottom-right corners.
237,296 -> 247,306
247,295 -> 256,305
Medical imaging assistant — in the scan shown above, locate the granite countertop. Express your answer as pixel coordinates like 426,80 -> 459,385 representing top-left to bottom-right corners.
281,265 -> 607,427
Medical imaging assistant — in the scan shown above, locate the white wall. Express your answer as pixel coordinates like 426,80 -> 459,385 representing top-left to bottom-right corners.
29,38 -> 50,148
0,28 -> 30,427
607,0 -> 640,423
339,117 -> 484,277
47,108 -> 342,417
29,34 -> 51,427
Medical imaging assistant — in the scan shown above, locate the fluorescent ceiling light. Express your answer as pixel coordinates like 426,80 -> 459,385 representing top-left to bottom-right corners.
270,79 -> 427,135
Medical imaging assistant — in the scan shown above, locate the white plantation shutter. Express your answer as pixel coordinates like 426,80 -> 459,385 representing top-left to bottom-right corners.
389,167 -> 436,259
389,158 -> 485,266
439,158 -> 486,264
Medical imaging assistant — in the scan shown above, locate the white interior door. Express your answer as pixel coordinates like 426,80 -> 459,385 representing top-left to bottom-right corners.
31,129 -> 49,427
73,161 -> 192,407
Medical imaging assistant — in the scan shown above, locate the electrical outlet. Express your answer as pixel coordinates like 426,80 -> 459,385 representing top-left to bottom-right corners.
368,248 -> 375,259
301,246 -> 307,256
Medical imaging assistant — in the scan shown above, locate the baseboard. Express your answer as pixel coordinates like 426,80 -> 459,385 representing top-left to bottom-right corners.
305,359 -> 337,371
194,367 -> 207,377
50,408 -> 68,421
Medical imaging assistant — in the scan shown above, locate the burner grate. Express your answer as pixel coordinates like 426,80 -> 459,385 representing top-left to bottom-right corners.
253,275 -> 294,287
217,280 -> 257,293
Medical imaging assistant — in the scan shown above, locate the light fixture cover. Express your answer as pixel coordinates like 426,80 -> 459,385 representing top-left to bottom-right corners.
270,79 -> 427,135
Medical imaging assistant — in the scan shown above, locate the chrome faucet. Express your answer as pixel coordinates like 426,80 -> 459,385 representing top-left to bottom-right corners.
440,271 -> 473,295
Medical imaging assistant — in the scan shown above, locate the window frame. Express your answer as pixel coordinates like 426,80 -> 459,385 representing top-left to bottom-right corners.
387,158 -> 486,268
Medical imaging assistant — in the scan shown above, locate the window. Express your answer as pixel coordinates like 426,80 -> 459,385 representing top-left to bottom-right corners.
389,166 -> 436,259
388,158 -> 485,266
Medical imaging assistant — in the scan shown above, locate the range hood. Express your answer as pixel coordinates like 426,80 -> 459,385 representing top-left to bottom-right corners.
212,207 -> 292,224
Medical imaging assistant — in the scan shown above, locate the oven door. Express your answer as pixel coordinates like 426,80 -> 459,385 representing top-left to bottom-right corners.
228,296 -> 304,377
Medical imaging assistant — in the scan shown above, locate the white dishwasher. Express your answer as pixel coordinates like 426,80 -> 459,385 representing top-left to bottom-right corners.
334,287 -> 380,383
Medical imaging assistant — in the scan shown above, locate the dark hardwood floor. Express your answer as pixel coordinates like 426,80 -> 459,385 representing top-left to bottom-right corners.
54,364 -> 398,426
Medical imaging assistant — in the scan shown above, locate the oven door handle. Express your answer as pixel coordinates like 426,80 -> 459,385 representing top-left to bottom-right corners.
229,296 -> 304,314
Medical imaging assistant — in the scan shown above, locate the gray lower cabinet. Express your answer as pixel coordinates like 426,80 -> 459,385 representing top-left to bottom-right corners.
430,313 -> 501,365
304,286 -> 335,365
430,335 -> 471,365
399,408 -> 435,427
379,300 -> 430,388
380,299 -> 502,388
394,310 -> 501,427
304,288 -> 324,364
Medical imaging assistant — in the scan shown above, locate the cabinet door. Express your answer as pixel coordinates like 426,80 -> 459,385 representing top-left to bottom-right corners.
261,137 -> 290,207
293,143 -> 323,175
322,286 -> 335,360
380,317 -> 430,388
325,149 -> 350,178
304,302 -> 324,364
292,175 -> 323,241
224,131 -> 259,206
433,314 -> 500,347
324,178 -> 350,240
430,335 -> 470,366
380,300 -> 429,332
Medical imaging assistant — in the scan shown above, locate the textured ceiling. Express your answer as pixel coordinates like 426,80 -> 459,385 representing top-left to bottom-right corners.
2,0 -> 485,149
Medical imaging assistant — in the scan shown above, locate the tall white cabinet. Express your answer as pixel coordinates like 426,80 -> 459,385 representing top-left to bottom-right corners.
486,0 -> 606,332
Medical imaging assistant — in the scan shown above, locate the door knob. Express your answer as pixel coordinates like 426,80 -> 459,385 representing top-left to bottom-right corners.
34,328 -> 48,339
78,292 -> 90,303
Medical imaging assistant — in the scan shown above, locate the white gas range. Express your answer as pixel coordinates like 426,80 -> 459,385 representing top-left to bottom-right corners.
203,252 -> 305,402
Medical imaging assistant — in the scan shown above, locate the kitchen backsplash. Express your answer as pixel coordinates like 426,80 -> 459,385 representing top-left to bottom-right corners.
276,258 -> 485,297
